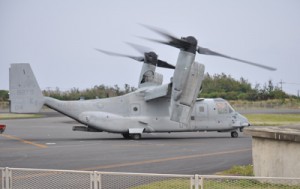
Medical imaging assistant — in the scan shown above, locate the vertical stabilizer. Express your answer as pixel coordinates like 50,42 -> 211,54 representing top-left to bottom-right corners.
9,63 -> 44,113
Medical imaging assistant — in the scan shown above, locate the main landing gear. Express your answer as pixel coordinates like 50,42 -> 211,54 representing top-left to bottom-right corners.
122,133 -> 142,140
231,131 -> 238,138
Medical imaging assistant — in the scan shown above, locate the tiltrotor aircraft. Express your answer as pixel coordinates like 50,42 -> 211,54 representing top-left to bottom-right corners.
9,26 -> 276,139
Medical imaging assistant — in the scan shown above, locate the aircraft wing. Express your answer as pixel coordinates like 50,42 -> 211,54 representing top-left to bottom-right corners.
142,83 -> 171,101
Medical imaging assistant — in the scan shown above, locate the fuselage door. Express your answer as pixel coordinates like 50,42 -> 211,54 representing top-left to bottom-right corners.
191,103 -> 208,130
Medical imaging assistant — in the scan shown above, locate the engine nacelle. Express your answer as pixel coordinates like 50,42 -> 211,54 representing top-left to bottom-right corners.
169,51 -> 205,124
139,63 -> 163,88
179,62 -> 205,106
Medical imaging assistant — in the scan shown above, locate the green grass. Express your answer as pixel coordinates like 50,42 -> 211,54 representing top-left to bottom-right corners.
0,113 -> 43,120
203,179 -> 300,189
217,165 -> 254,176
131,180 -> 300,189
230,99 -> 300,109
130,179 -> 190,189
130,175 -> 300,189
245,114 -> 300,126
130,165 -> 300,188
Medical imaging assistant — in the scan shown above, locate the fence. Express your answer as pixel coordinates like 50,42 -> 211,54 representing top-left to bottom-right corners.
1,167 -> 300,189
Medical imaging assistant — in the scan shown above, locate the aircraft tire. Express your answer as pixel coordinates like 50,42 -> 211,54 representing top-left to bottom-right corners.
231,131 -> 238,138
122,133 -> 131,139
130,134 -> 142,140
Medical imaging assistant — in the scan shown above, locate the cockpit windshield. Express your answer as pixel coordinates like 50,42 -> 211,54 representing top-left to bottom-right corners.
214,99 -> 235,114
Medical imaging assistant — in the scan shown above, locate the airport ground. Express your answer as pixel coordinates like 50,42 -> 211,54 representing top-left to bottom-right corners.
0,111 -> 254,175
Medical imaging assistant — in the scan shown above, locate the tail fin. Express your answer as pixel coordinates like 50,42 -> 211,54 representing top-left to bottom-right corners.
9,63 -> 44,113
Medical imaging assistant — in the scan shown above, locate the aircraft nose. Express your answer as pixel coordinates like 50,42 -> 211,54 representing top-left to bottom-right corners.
239,114 -> 251,126
242,122 -> 251,127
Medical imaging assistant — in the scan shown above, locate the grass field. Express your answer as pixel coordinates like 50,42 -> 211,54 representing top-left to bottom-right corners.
0,113 -> 43,120
130,176 -> 299,189
245,114 -> 300,126
217,165 -> 254,176
230,99 -> 300,109
131,165 -> 300,189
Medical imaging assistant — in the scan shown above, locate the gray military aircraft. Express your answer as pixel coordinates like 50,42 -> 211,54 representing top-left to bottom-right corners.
9,26 -> 276,139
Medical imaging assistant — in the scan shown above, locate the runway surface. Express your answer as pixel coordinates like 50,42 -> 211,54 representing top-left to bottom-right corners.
0,116 -> 252,175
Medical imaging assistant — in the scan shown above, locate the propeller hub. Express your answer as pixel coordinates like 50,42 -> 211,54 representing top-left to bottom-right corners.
181,36 -> 198,54
183,36 -> 197,45
144,52 -> 158,64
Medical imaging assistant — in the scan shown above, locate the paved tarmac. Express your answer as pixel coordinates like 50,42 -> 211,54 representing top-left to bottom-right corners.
0,116 -> 252,175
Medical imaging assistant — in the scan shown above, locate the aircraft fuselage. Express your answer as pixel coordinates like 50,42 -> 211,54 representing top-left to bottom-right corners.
43,89 -> 249,134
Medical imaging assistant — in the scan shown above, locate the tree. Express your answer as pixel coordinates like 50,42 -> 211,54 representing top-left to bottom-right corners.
199,74 -> 290,101
0,90 -> 9,101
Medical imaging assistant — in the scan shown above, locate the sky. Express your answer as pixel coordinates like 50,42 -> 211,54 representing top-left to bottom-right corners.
1,0 -> 300,95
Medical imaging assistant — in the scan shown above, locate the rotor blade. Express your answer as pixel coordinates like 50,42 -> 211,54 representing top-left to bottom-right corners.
141,24 -> 276,71
136,36 -> 170,46
125,42 -> 152,55
140,24 -> 175,40
126,41 -> 175,69
157,59 -> 175,69
94,48 -> 144,62
139,24 -> 191,49
197,47 -> 276,71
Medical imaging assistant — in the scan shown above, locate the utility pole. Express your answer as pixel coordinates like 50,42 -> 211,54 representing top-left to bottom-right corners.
279,80 -> 300,96
278,80 -> 284,91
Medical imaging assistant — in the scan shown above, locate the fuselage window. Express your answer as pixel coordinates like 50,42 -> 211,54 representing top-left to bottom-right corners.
130,104 -> 141,115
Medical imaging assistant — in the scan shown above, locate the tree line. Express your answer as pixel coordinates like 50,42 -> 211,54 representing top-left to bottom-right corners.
42,84 -> 136,100
200,73 -> 288,100
0,74 -> 296,101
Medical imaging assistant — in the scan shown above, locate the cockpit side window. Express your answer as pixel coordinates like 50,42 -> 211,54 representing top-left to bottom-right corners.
216,102 -> 228,114
215,99 -> 235,114
228,104 -> 234,113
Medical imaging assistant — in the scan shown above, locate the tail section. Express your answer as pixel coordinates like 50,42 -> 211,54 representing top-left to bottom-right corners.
9,63 -> 44,113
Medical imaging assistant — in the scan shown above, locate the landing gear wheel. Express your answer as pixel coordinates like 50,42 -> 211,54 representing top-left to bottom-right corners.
231,131 -> 238,138
122,133 -> 131,139
130,133 -> 141,140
